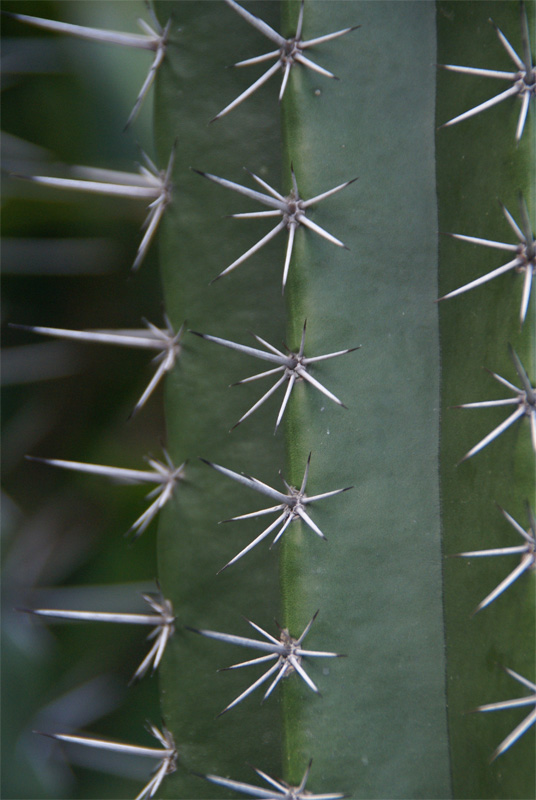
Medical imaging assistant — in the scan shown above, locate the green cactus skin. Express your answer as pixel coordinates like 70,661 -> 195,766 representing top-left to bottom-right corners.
2,1 -> 534,799
155,1 -> 534,798
437,3 -> 534,798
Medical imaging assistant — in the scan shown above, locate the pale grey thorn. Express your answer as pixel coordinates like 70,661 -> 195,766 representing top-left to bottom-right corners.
20,588 -> 175,683
472,666 -> 536,761
200,453 -> 352,571
10,317 -> 183,417
5,8 -> 170,128
190,322 -> 360,432
440,2 -> 535,141
212,0 -> 358,121
202,759 -> 346,799
187,611 -> 343,715
13,145 -> 175,272
192,167 -> 356,290
438,195 -> 535,325
35,723 -> 177,800
454,345 -> 536,461
451,505 -> 535,613
25,452 -> 185,538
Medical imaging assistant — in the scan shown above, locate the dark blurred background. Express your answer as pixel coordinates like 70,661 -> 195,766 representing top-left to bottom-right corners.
2,3 -> 169,797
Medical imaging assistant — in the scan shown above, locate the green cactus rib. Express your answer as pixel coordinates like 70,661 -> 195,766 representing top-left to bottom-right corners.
154,2 -> 286,795
279,2 -> 449,797
437,2 -> 535,798
154,1 -> 534,799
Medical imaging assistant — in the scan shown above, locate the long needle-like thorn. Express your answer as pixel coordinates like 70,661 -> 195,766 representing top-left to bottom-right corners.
26,452 -> 185,537
35,724 -> 177,799
5,9 -> 170,127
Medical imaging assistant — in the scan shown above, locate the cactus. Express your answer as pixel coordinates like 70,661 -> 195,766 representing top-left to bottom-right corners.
2,2 -> 534,800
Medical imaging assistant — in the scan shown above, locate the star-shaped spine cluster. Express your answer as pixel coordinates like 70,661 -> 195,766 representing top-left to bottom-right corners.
439,195 -> 535,325
191,322 -> 359,431
22,588 -> 175,683
202,454 -> 352,572
26,451 -> 185,537
11,317 -> 183,416
455,346 -> 535,461
474,667 -> 536,762
6,7 -> 170,127
37,723 -> 177,800
194,166 -> 355,290
452,505 -> 535,614
213,0 -> 358,121
441,2 -> 535,141
202,759 -> 345,799
188,611 -> 342,715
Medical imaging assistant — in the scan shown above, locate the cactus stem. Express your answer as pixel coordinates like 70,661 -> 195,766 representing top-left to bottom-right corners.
187,612 -> 342,715
200,455 -> 352,571
455,348 -> 536,460
25,453 -> 186,537
192,167 -> 355,289
452,505 -> 535,614
438,196 -> 535,324
211,0 -> 358,121
473,667 -> 536,762
191,323 -> 359,431
35,723 -> 177,799
203,759 -> 346,799
21,590 -> 175,682
440,2 -> 535,140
